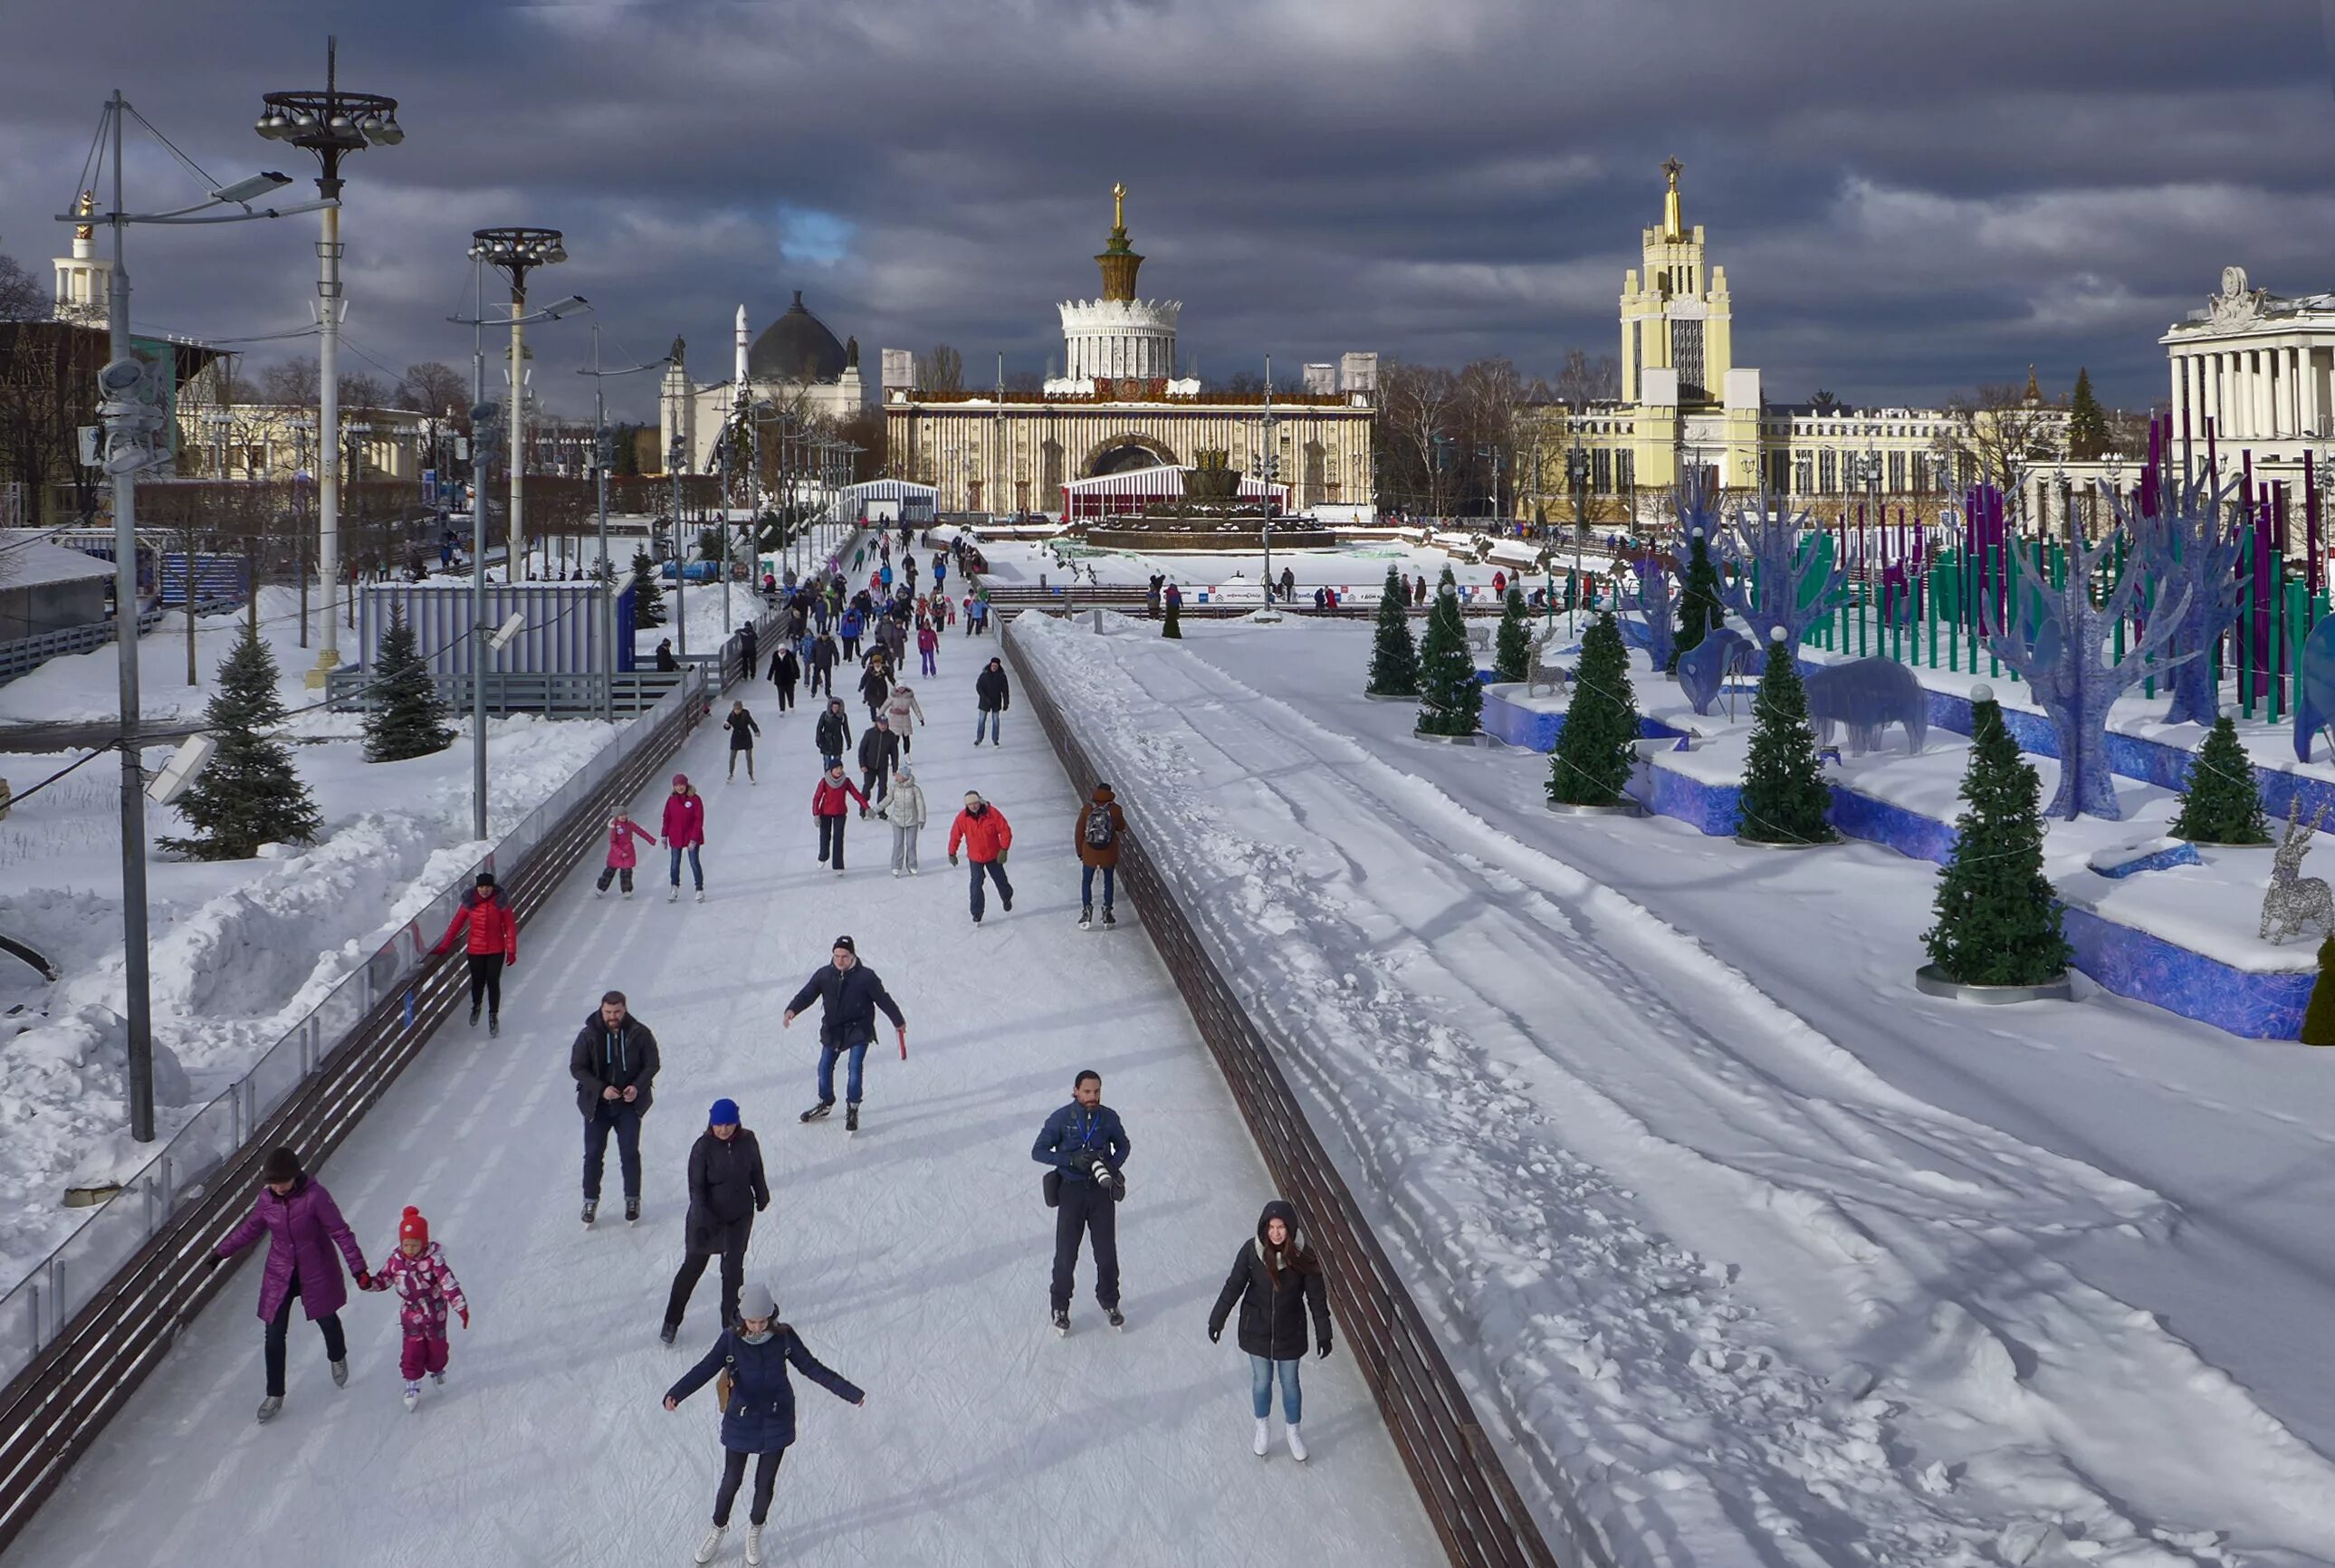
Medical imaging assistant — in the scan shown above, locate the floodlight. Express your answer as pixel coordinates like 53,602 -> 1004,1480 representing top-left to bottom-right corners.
147,734 -> 217,807
487,612 -> 527,652
212,172 -> 294,205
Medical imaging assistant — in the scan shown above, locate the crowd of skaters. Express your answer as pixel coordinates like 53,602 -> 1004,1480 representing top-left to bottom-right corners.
202,521 -> 1344,1566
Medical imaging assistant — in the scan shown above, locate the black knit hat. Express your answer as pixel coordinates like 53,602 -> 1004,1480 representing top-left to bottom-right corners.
262,1146 -> 301,1185
833,934 -> 856,953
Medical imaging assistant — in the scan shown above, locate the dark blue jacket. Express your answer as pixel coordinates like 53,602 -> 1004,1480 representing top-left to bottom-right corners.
1030,1103 -> 1130,1183
668,1324 -> 862,1455
784,962 -> 905,1050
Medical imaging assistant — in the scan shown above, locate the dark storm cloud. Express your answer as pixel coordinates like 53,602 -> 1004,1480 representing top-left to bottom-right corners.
3,0 -> 2330,419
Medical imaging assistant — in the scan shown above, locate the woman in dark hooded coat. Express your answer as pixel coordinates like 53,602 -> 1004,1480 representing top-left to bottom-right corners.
1207,1199 -> 1332,1461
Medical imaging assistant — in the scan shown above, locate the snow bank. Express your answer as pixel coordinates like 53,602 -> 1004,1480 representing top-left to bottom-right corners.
1010,611 -> 2335,1568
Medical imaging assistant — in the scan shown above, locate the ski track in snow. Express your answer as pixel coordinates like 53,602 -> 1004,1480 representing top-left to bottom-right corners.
1012,613 -> 2335,1568
5,630 -> 1441,1568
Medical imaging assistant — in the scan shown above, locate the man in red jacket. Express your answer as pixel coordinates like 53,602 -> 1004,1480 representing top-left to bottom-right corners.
946,789 -> 1014,924
432,871 -> 517,1035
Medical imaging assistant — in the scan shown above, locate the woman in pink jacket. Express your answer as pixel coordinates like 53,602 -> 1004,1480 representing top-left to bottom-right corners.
915,619 -> 939,678
597,812 -> 657,898
662,775 -> 707,903
209,1145 -> 371,1424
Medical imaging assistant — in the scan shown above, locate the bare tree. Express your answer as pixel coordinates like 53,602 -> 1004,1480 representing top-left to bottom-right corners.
1377,359 -> 1461,518
257,358 -> 319,405
398,360 -> 467,418
1945,378 -> 2066,523
1549,347 -> 1619,409
919,344 -> 963,393
0,253 -> 43,322
1457,357 -> 1525,516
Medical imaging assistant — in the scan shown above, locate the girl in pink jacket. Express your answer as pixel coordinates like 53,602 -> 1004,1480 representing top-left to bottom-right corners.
662,774 -> 706,903
361,1206 -> 469,1411
915,620 -> 939,678
597,812 -> 657,898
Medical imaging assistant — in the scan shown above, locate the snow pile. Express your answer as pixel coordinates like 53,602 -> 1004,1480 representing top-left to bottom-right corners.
1010,612 -> 2335,1568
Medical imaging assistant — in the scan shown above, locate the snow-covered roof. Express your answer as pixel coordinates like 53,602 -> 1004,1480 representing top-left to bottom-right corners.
0,533 -> 114,592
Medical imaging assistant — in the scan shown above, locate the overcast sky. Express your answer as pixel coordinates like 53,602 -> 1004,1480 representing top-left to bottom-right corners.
4,0 -> 2330,422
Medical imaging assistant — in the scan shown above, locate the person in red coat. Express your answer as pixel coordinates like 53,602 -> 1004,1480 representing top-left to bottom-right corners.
208,1144 -> 371,1424
432,871 -> 517,1034
597,812 -> 656,899
812,763 -> 867,873
946,789 -> 1014,924
663,774 -> 707,903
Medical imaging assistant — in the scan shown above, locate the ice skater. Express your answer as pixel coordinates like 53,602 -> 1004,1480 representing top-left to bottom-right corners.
856,715 -> 898,817
597,811 -> 656,898
664,773 -> 707,902
360,1205 -> 470,1412
1207,1200 -> 1333,1460
947,789 -> 1013,924
814,697 -> 852,770
882,681 -> 924,758
665,1284 -> 865,1566
879,763 -> 925,877
1075,782 -> 1127,930
723,701 -> 761,783
783,934 -> 906,1132
661,1098 -> 769,1345
974,657 -> 1009,744
430,871 -> 518,1036
209,1145 -> 371,1423
1031,1071 -> 1129,1334
571,990 -> 661,1226
812,763 -> 867,873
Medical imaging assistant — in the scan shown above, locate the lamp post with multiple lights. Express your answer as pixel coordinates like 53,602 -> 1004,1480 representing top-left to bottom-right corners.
468,226 -> 567,578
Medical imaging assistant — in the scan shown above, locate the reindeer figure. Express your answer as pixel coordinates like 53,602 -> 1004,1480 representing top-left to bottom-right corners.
2259,799 -> 2335,944
1526,622 -> 1568,699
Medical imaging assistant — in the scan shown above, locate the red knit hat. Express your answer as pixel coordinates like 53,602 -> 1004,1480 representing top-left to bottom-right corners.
398,1206 -> 428,1244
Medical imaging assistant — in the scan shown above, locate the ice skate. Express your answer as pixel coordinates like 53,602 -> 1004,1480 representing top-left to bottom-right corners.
1287,1424 -> 1308,1462
799,1101 -> 833,1123
1105,1305 -> 1124,1331
623,887 -> 635,899
431,1370 -> 445,1384
694,1525 -> 726,1563
660,1321 -> 678,1346
1052,1307 -> 1069,1337
1102,906 -> 1116,928
594,885 -> 606,898
1078,905 -> 1092,929
402,1382 -> 419,1413
1253,1419 -> 1269,1457
467,1001 -> 481,1028
626,1197 -> 640,1224
667,887 -> 679,904
891,867 -> 902,878
1000,887 -> 1014,913
255,1395 -> 282,1424
581,1199 -> 598,1226
330,1359 -> 349,1389
488,1015 -> 500,1038
845,1103 -> 859,1132
744,1524 -> 764,1565
695,889 -> 706,904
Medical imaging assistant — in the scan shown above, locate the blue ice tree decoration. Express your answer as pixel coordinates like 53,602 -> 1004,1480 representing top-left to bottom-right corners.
1988,502 -> 2191,820
1618,548 -> 1678,672
2119,459 -> 2242,729
1719,492 -> 1849,664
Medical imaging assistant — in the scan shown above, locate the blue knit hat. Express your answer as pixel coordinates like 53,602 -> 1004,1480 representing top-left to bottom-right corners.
709,1098 -> 740,1127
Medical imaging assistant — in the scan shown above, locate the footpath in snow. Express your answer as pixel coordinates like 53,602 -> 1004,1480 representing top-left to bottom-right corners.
5,625 -> 1440,1567
1010,611 -> 2335,1568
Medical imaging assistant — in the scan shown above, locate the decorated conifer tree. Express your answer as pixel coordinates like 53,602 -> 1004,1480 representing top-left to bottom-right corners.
1495,585 -> 1531,682
1415,568 -> 1482,736
629,547 -> 667,628
1923,688 -> 2072,985
2301,933 -> 2335,1046
2168,714 -> 2269,844
1366,564 -> 1420,695
159,625 -> 321,861
362,604 -> 455,762
1672,525 -> 1726,670
1736,628 -> 1834,843
1547,611 -> 1639,806
1162,596 -> 1182,639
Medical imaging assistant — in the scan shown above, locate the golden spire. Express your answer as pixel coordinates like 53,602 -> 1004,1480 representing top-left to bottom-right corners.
1096,180 -> 1142,301
1660,158 -> 1684,240
74,190 -> 94,244
1113,181 -> 1125,233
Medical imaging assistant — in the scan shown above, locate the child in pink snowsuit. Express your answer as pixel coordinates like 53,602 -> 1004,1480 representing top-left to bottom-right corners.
597,812 -> 656,897
362,1205 -> 469,1410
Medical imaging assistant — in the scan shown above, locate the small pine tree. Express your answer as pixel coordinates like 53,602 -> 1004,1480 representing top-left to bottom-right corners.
1366,565 -> 1420,695
630,548 -> 667,628
2066,367 -> 2110,462
1672,526 -> 1725,670
1548,611 -> 1639,806
362,604 -> 454,762
2168,714 -> 2268,844
2301,933 -> 2335,1046
1416,569 -> 1482,736
159,625 -> 321,860
1494,586 -> 1531,682
1736,632 -> 1834,843
1923,693 -> 2072,985
1162,598 -> 1182,639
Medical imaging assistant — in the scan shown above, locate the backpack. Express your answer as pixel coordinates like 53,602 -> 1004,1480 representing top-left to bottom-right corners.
1084,802 -> 1115,850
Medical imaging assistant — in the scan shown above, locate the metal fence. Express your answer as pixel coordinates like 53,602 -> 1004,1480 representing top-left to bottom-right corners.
1000,618 -> 1599,1568
0,606 -> 168,686
0,662 -> 710,1554
324,665 -> 694,719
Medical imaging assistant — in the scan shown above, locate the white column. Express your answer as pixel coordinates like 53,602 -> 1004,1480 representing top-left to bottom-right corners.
2171,352 -> 2188,436
2307,347 -> 2324,440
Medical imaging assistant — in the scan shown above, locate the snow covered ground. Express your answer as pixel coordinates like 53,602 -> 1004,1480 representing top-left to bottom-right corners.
0,713 -> 619,1299
972,532 -> 1611,600
5,639 -> 1442,1567
1010,611 -> 2335,1568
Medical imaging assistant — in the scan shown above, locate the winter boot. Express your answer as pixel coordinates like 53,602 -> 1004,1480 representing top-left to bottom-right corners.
330,1359 -> 349,1389
1000,886 -> 1014,913
255,1395 -> 282,1424
402,1382 -> 419,1412
1252,1419 -> 1269,1458
581,1199 -> 598,1226
1287,1424 -> 1307,1462
744,1524 -> 764,1565
1079,905 -> 1092,929
1105,1305 -> 1124,1331
845,1103 -> 859,1132
694,1525 -> 726,1564
488,1014 -> 500,1038
1103,906 -> 1116,929
1052,1307 -> 1069,1337
626,1196 -> 640,1224
799,1101 -> 833,1123
468,1001 -> 482,1028
660,1321 -> 678,1346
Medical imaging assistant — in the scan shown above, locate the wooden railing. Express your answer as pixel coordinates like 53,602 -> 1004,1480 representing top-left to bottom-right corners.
1002,618 -> 1606,1568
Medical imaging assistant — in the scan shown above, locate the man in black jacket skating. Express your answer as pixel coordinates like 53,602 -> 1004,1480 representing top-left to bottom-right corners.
1031,1070 -> 1131,1334
570,990 -> 662,1225
781,936 -> 907,1131
814,698 -> 852,770
660,1097 -> 770,1343
974,657 -> 1010,746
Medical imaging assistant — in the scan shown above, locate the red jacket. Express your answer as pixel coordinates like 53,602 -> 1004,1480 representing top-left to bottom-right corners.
435,887 -> 517,961
606,817 -> 656,869
812,776 -> 868,817
662,790 -> 705,847
947,803 -> 1012,863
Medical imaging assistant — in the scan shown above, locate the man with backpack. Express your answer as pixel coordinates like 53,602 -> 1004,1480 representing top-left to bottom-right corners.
1074,783 -> 1128,930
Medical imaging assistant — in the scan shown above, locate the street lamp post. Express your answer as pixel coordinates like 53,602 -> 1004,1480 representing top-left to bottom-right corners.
256,34 -> 401,687
1566,445 -> 1591,630
468,225 -> 567,579
1258,355 -> 1278,614
668,435 -> 688,657
579,327 -> 669,721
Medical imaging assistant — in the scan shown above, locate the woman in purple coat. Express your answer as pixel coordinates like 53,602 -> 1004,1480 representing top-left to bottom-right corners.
210,1145 -> 371,1423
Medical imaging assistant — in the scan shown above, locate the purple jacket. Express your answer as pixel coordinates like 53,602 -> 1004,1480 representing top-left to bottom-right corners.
214,1175 -> 368,1323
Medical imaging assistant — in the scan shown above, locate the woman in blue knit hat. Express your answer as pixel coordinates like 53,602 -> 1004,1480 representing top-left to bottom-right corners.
661,1097 -> 770,1343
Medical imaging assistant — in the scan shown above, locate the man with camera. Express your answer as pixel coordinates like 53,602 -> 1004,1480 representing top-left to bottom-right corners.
1030,1069 -> 1131,1335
